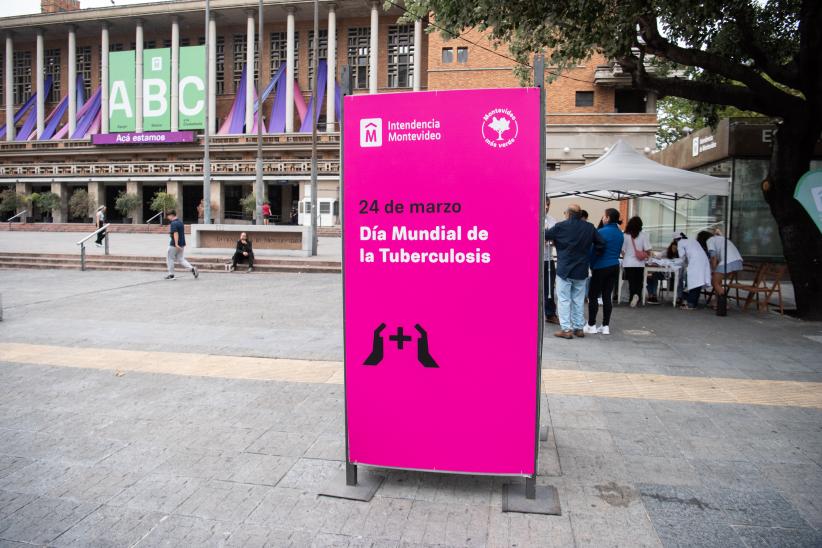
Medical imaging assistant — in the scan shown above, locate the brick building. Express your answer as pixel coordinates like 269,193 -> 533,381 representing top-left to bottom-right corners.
0,0 -> 656,226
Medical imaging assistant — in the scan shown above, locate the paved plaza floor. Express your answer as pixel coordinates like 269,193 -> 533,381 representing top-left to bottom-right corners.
0,269 -> 820,547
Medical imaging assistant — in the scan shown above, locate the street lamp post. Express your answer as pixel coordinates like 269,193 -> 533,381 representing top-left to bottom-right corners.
255,0 -> 264,225
310,0 -> 319,255
203,0 -> 211,225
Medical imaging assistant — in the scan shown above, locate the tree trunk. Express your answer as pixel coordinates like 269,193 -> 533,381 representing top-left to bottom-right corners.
764,117 -> 822,319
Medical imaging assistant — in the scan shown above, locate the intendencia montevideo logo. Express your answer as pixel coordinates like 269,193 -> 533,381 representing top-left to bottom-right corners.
482,108 -> 518,149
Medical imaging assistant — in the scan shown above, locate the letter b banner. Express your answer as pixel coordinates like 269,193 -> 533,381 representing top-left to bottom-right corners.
143,48 -> 171,131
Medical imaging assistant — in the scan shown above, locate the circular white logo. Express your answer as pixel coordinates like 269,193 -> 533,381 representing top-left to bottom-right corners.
482,108 -> 518,149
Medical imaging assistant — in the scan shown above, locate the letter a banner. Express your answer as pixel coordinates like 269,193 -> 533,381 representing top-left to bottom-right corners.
143,48 -> 171,131
342,88 -> 542,475
108,50 -> 136,132
179,45 -> 206,130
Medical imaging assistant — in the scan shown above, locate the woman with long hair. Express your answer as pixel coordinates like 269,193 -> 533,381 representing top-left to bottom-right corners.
621,216 -> 651,306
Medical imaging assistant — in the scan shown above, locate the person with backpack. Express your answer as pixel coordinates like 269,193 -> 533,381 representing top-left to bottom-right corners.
622,216 -> 652,307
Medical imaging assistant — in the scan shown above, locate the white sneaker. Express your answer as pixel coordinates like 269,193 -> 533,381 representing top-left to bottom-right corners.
583,324 -> 598,335
598,325 -> 610,335
597,297 -> 603,305
630,295 -> 640,307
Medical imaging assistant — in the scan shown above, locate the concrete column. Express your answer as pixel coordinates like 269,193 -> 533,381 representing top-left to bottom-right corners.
281,184 -> 292,222
101,23 -> 109,134
208,15 -> 217,133
285,7 -> 295,132
68,26 -> 76,137
126,180 -> 142,223
326,4 -> 336,132
245,11 -> 255,133
413,19 -> 422,91
4,34 -> 13,142
50,182 -> 68,223
170,17 -> 180,131
165,181 -> 184,218
15,182 -> 30,219
36,29 -> 45,138
209,180 -> 223,223
645,91 -> 657,114
369,2 -> 378,94
87,182 -> 105,219
135,20 -> 144,132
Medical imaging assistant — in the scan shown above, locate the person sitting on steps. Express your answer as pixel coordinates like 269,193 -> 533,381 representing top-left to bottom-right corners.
231,232 -> 255,272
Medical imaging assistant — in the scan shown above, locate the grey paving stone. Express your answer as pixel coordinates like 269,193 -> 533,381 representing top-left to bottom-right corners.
689,459 -> 766,491
45,464 -> 140,505
276,458 -> 344,492
622,456 -> 701,486
173,479 -> 273,522
553,427 -> 618,453
557,449 -> 631,483
131,514 -> 233,547
733,524 -> 822,548
245,486 -> 306,528
0,491 -> 37,521
225,523 -> 316,547
245,430 -> 320,458
568,510 -> 662,548
50,504 -> 164,547
107,473 -> 202,514
0,496 -> 97,545
0,460 -> 74,496
0,457 -> 32,482
705,487 -> 811,529
305,433 -> 346,462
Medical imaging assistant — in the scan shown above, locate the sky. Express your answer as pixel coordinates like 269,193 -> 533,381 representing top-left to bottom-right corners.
1,0 -> 173,18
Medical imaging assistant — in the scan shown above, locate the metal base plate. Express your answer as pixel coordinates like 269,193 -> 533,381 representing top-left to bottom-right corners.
502,483 -> 561,515
318,469 -> 384,502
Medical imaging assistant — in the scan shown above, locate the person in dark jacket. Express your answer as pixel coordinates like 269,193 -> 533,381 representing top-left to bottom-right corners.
231,232 -> 255,272
584,208 -> 623,335
545,204 -> 605,339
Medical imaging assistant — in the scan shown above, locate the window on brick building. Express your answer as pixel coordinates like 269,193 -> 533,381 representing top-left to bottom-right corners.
0,53 -> 3,102
348,27 -> 371,90
308,29 -> 328,90
387,25 -> 414,88
575,90 -> 594,107
615,89 -> 646,113
162,38 -> 191,48
45,48 -> 61,102
441,47 -> 454,63
13,51 -> 32,104
129,41 -> 156,50
97,43 -> 123,80
233,34 -> 260,93
457,47 -> 468,64
270,31 -> 299,80
76,46 -> 92,98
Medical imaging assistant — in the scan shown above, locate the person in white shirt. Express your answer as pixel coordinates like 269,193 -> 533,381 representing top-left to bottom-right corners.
544,196 -> 559,324
700,230 -> 744,299
621,216 -> 652,307
673,233 -> 712,309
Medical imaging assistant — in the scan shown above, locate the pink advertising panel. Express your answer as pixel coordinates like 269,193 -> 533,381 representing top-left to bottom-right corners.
343,87 -> 542,476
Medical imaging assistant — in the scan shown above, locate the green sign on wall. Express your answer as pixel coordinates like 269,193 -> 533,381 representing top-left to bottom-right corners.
143,47 -> 171,131
108,50 -> 136,132
179,45 -> 206,130
795,170 -> 822,236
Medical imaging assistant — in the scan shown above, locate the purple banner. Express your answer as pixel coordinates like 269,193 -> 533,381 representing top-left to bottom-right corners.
92,131 -> 196,145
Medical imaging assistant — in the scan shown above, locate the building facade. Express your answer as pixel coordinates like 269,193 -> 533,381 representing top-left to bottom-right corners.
0,0 -> 657,226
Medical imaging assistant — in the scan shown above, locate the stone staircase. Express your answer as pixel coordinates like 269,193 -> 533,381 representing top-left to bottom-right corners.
0,252 -> 341,274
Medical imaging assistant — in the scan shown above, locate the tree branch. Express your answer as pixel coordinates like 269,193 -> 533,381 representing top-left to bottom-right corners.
636,13 -> 804,116
731,7 -> 802,90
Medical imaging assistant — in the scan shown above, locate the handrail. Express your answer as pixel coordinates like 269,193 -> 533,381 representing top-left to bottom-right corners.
146,211 -> 163,224
76,223 -> 110,271
6,210 -> 27,226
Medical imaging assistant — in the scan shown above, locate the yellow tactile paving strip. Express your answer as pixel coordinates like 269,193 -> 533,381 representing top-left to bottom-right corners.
1,342 -> 821,409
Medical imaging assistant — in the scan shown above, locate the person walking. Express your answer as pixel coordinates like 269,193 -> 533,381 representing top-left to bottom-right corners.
94,206 -> 107,247
544,196 -> 559,324
545,204 -> 605,339
622,216 -> 652,307
262,202 -> 272,225
165,209 -> 198,280
584,208 -> 623,335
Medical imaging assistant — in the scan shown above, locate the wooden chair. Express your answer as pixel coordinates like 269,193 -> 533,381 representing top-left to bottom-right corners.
726,262 -> 786,314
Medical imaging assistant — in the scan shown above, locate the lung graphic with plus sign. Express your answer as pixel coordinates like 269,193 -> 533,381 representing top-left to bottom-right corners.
363,323 -> 439,368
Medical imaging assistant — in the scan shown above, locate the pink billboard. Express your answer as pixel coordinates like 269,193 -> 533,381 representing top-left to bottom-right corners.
343,87 -> 542,476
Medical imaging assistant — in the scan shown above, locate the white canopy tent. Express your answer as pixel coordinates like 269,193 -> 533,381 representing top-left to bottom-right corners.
547,139 -> 729,200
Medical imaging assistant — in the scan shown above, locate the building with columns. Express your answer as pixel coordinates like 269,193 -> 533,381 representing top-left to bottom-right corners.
0,0 -> 657,226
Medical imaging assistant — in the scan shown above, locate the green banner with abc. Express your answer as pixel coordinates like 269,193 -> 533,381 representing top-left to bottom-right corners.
142,48 -> 171,131
179,45 -> 206,130
108,50 -> 136,132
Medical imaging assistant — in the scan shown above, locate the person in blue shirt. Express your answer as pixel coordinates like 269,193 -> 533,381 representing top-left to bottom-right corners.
584,208 -> 623,335
164,209 -> 198,280
545,204 -> 605,339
